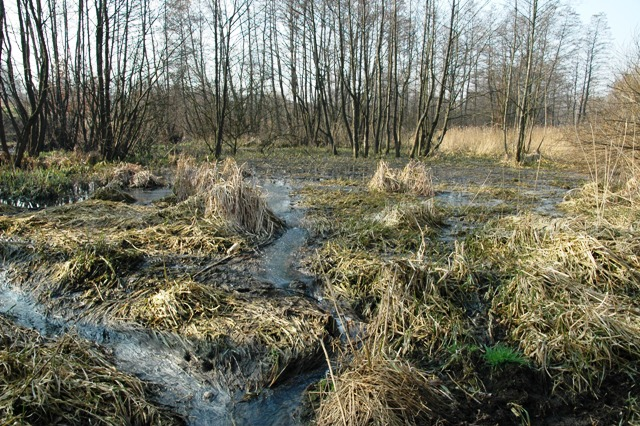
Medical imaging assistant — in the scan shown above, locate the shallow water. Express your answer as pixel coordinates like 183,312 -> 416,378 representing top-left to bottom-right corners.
0,182 -> 95,210
258,180 -> 315,290
128,187 -> 175,205
0,184 -> 174,210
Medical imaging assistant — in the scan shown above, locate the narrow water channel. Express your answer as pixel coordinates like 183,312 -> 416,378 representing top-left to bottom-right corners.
257,180 -> 315,291
0,182 -> 326,425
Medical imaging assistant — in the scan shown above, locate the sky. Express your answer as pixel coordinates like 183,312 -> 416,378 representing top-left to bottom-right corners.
573,0 -> 639,63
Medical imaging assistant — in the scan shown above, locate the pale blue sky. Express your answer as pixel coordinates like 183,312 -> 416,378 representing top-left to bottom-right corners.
573,0 -> 639,58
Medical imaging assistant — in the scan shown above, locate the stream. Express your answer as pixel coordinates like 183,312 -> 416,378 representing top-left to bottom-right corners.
257,180 -> 314,291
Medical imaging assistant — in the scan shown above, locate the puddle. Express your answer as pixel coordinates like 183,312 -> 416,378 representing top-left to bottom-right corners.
1,184 -> 174,210
1,182 -> 95,210
128,187 -> 175,205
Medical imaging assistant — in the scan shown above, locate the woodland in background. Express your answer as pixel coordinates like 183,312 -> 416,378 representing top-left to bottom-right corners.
0,0 -> 635,168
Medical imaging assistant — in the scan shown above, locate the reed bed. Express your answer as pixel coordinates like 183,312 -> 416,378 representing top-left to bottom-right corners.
0,316 -> 178,425
438,126 -> 577,164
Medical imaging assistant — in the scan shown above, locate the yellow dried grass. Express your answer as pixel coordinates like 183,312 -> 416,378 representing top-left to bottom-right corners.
487,214 -> 640,395
174,156 -> 284,238
315,352 -> 455,426
0,316 -> 178,425
368,160 -> 434,197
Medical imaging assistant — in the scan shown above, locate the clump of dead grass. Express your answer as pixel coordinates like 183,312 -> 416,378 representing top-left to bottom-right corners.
174,156 -> 284,238
315,351 -> 455,426
399,160 -> 435,196
111,163 -> 164,188
370,254 -> 476,358
486,214 -> 640,395
368,161 -> 403,193
0,316 -> 178,425
368,160 -> 434,197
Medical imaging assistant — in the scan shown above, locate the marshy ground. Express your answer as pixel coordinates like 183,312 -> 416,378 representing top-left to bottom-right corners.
1,150 -> 639,425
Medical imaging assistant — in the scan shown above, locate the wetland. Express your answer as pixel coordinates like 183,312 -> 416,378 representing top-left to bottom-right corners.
1,151 -> 639,425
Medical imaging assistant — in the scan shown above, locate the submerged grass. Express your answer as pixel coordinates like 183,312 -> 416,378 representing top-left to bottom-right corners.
0,154 -> 165,208
0,316 -> 179,425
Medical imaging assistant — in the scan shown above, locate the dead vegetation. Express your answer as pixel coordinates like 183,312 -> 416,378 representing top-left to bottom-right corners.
487,211 -> 640,395
0,316 -> 179,425
303,158 -> 640,424
110,162 -> 165,188
315,351 -> 455,426
368,160 -> 434,197
3,150 -> 640,424
0,156 -> 327,397
174,156 -> 284,238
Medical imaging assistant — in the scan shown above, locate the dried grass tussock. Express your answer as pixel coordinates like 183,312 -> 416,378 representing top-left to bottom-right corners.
368,160 -> 403,193
399,160 -> 435,197
111,162 -> 164,188
0,316 -> 177,425
315,352 -> 455,426
487,214 -> 640,395
368,160 -> 434,197
175,156 -> 284,238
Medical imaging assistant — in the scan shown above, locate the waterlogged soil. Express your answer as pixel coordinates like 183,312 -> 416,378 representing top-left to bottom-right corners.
3,153 -> 633,425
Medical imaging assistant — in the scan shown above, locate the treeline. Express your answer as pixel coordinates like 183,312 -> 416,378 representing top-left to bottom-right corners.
0,0 -> 613,167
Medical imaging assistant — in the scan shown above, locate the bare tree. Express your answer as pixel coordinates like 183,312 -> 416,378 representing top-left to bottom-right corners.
576,13 -> 610,123
0,0 -> 49,167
